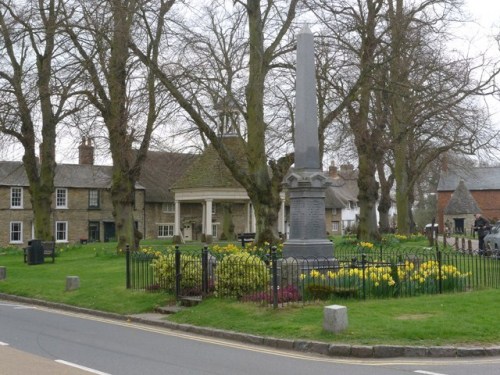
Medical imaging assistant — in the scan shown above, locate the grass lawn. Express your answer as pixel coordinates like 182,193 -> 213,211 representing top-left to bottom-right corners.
0,243 -> 171,314
1,240 -> 500,346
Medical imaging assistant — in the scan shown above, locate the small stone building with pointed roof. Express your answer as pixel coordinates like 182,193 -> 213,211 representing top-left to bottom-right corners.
437,167 -> 500,233
442,180 -> 481,233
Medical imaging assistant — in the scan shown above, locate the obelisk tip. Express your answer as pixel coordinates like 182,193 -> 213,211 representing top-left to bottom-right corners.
299,24 -> 312,35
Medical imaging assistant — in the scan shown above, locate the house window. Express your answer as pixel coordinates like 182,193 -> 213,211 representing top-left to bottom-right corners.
55,221 -> 68,242
10,222 -> 23,243
332,221 -> 339,232
89,221 -> 100,242
158,224 -> 174,238
212,204 -> 216,215
212,224 -> 218,237
89,190 -> 100,208
162,202 -> 175,213
56,188 -> 68,208
11,187 -> 23,209
332,208 -> 338,216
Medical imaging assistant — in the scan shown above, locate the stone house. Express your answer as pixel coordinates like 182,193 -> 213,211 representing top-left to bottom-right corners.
437,166 -> 500,233
324,163 -> 360,235
0,136 -> 366,246
0,161 -> 145,246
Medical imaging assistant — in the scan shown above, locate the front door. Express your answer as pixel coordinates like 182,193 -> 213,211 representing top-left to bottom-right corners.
88,221 -> 100,242
454,218 -> 464,234
183,224 -> 192,241
104,222 -> 116,242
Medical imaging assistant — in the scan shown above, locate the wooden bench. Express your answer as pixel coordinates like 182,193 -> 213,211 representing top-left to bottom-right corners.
23,241 -> 56,264
237,233 -> 255,247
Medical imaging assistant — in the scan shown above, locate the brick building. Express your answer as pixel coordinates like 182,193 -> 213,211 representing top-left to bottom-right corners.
437,167 -> 500,233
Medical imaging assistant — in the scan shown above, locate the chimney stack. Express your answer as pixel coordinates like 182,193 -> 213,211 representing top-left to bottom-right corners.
79,136 -> 94,165
328,164 -> 338,178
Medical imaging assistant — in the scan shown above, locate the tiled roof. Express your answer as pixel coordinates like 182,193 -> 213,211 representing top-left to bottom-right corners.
0,161 -> 29,186
138,151 -> 197,202
325,170 -> 359,209
171,136 -> 247,190
443,179 -> 480,214
438,167 -> 500,191
0,161 -> 143,190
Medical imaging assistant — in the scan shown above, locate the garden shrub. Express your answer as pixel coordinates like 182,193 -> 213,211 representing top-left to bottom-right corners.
150,253 -> 202,294
215,253 -> 269,298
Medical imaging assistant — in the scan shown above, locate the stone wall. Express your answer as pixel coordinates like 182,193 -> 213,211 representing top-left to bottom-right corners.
0,186 -> 145,246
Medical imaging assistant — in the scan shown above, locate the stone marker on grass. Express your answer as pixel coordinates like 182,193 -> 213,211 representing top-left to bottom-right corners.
0,266 -> 6,280
66,276 -> 80,291
323,304 -> 348,333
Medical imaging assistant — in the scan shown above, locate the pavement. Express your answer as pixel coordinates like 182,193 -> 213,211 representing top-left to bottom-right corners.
1,293 -> 500,359
0,345 -> 92,375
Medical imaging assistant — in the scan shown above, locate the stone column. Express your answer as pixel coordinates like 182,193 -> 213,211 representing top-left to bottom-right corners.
201,202 -> 206,234
205,199 -> 213,242
174,200 -> 181,243
278,195 -> 286,236
251,205 -> 256,233
282,25 -> 333,259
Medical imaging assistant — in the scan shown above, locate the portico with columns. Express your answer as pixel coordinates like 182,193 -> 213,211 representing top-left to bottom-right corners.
171,188 -> 286,242
170,136 -> 286,242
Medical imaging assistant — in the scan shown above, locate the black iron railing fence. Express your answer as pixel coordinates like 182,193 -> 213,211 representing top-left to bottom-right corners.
126,244 -> 500,307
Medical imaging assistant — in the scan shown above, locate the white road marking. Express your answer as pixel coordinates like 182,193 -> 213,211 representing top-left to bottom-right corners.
8,302 -> 500,367
56,359 -> 112,375
0,302 -> 37,310
415,371 -> 448,375
0,341 -> 9,346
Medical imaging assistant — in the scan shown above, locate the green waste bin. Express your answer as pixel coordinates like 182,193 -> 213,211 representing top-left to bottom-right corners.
27,239 -> 44,265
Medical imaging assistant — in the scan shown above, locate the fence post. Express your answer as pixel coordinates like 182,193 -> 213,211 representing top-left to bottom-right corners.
125,244 -> 131,289
202,246 -> 208,297
271,246 -> 278,309
437,249 -> 443,294
361,253 -> 367,300
175,245 -> 181,301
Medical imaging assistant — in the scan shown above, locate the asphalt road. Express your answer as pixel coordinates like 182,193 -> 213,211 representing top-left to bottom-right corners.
1,300 -> 500,375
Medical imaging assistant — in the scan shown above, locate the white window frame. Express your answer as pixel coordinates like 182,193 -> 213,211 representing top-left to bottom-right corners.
89,189 -> 99,208
10,221 -> 23,243
332,221 -> 339,232
56,188 -> 68,209
55,221 -> 68,242
212,223 -> 218,237
10,187 -> 23,209
157,223 -> 174,238
162,202 -> 175,213
331,208 -> 338,216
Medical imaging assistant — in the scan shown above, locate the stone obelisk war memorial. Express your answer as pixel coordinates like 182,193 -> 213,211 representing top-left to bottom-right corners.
283,25 -> 334,259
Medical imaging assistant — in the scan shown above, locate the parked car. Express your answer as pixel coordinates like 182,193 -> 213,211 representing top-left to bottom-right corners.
484,222 -> 500,251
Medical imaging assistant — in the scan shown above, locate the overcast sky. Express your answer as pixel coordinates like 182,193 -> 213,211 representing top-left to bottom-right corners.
2,1 -> 500,164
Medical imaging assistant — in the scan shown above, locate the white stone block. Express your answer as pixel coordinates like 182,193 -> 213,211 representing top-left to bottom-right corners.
323,304 -> 348,333
66,276 -> 80,291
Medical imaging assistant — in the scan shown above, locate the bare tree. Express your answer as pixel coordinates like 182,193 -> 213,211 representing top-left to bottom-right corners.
384,0 -> 500,234
63,0 -> 176,251
308,0 -> 386,241
131,0 -> 300,244
0,0 -> 82,240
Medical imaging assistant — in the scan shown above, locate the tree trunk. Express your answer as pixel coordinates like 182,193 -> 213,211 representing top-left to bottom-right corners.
357,150 -> 380,242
